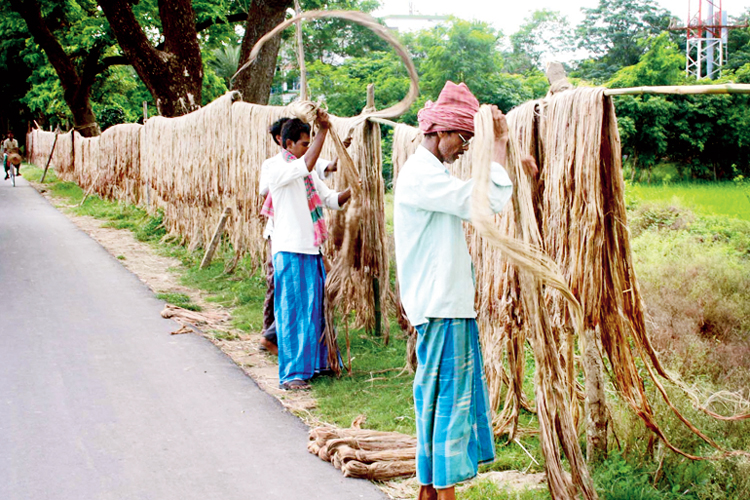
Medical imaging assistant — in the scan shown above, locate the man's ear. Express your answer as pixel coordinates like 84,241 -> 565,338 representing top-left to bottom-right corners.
284,138 -> 293,149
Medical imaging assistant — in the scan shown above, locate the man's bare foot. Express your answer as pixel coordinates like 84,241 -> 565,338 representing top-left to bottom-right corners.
260,337 -> 278,355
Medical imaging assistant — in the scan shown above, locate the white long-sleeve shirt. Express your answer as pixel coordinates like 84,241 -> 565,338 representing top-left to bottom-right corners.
266,152 -> 342,255
394,145 -> 513,326
259,153 -> 334,240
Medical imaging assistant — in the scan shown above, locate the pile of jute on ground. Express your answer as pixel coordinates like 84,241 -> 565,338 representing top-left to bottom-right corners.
308,426 -> 416,480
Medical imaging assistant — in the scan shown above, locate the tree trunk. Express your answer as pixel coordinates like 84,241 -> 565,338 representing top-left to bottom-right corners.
99,0 -> 203,117
233,0 -> 293,104
9,0 -> 101,136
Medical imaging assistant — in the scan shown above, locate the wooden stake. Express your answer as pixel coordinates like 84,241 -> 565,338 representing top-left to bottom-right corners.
40,126 -> 60,183
603,83 -> 750,96
200,207 -> 232,269
79,171 -> 101,206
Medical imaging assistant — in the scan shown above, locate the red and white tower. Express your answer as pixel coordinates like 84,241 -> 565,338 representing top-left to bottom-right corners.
685,0 -> 728,79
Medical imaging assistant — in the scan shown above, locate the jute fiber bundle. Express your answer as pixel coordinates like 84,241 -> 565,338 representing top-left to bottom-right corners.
472,105 -> 597,500
27,129 -> 75,180
538,87 -> 750,460
97,124 -> 143,205
308,426 -> 416,480
73,132 -> 100,193
141,92 -> 238,249
241,9 -> 418,375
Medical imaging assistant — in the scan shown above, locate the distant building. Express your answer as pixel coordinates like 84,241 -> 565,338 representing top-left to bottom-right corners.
380,14 -> 451,32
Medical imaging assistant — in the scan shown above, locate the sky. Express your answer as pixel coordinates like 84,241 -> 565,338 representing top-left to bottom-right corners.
372,0 -> 750,37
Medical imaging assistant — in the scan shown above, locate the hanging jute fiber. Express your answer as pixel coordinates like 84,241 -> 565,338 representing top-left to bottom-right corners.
308,426 -> 416,480
27,129 -> 75,181
97,123 -> 143,206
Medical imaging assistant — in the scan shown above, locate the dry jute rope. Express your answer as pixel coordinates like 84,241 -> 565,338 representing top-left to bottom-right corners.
234,9 -> 419,130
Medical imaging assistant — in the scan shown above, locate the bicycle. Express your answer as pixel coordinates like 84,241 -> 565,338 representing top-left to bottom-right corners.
4,152 -> 20,187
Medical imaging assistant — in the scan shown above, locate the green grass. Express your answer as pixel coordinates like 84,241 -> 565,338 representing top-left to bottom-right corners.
155,292 -> 201,312
627,182 -> 750,221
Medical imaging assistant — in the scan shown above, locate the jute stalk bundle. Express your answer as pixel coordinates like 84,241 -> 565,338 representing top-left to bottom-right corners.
241,9 -> 418,375
308,426 -> 417,481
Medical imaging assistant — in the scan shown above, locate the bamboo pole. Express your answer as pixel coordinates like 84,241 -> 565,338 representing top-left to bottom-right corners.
294,0 -> 307,101
40,126 -> 60,183
200,207 -> 232,269
604,83 -> 750,96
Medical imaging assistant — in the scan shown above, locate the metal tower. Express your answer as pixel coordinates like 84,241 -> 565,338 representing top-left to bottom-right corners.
685,0 -> 727,79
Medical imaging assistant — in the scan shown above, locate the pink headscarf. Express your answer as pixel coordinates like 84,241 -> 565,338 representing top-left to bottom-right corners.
417,81 -> 480,134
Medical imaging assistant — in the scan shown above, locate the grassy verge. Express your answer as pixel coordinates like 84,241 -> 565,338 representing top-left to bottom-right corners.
28,164 -> 750,500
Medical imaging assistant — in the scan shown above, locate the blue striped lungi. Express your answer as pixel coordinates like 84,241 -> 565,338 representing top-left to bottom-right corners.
414,318 -> 495,489
273,251 -> 330,385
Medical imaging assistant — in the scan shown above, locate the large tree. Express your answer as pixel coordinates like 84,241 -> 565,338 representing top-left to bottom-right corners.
7,0 -> 122,136
98,0 -> 203,117
232,0 -> 293,104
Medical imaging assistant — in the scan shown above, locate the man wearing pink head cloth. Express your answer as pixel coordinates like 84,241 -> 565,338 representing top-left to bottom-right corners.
394,81 -> 535,500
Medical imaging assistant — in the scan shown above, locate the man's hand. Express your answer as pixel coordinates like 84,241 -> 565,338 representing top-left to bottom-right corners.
521,155 -> 539,178
490,105 -> 509,142
343,136 -> 352,148
316,109 -> 331,130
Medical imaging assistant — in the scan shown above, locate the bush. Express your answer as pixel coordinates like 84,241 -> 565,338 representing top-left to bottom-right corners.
630,201 -> 750,389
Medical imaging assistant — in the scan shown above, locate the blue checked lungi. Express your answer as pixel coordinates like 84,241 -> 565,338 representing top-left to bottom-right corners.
273,251 -> 330,385
414,318 -> 495,489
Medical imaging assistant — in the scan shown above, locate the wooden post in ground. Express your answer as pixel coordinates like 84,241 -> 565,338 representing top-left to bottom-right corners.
79,171 -> 101,206
200,207 -> 232,269
143,102 -> 150,207
40,126 -> 60,183
365,82 -> 382,338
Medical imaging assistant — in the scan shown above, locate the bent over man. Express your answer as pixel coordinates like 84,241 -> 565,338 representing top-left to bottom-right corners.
394,81 -> 524,500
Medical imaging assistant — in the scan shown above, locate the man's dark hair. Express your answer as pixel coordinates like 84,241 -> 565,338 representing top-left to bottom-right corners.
281,118 -> 311,146
268,117 -> 290,146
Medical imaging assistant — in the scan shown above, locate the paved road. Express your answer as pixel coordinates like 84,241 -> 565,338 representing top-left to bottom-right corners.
0,177 -> 386,500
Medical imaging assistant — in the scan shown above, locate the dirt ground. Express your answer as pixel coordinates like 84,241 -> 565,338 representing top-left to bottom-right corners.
32,184 -> 548,499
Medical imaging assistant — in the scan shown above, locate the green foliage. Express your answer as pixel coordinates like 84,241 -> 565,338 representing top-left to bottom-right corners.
98,105 -> 126,131
206,44 -> 241,87
607,34 -> 685,88
574,0 -> 675,82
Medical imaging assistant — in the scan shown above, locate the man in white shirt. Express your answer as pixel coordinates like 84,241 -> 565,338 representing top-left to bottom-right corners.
394,81 -> 536,500
258,119 -> 350,356
258,117 -> 291,356
264,113 -> 353,391
3,131 -> 19,180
